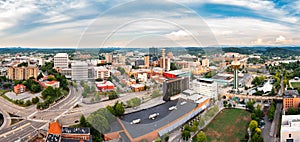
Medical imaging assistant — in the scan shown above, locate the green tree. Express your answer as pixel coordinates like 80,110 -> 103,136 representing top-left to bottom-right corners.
170,62 -> 178,70
115,102 -> 125,116
250,133 -> 264,142
163,134 -> 169,142
194,131 -> 207,142
31,97 -> 40,104
80,115 -> 87,127
42,86 -> 56,99
249,120 -> 258,132
25,100 -> 32,106
37,73 -> 44,80
182,130 -> 191,141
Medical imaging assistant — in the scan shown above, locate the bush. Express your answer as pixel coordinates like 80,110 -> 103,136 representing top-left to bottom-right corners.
108,93 -> 118,100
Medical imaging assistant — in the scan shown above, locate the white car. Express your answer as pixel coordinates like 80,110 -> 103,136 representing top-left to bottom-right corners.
149,113 -> 160,119
180,101 -> 187,105
130,119 -> 141,124
169,106 -> 177,111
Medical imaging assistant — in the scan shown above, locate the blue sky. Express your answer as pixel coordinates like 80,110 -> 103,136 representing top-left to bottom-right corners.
0,0 -> 300,48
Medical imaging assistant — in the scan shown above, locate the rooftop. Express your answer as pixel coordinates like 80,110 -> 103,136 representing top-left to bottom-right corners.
164,70 -> 189,76
48,121 -> 62,135
284,90 -> 299,96
54,53 -> 68,57
46,134 -> 61,142
119,99 -> 198,138
62,127 -> 90,134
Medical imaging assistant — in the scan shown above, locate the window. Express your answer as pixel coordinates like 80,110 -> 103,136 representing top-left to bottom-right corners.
289,134 -> 291,138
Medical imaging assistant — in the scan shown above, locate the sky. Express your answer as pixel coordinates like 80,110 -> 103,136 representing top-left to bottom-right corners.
0,0 -> 300,48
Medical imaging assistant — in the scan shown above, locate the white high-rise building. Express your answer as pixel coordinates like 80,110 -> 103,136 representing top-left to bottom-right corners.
71,61 -> 88,81
54,53 -> 68,68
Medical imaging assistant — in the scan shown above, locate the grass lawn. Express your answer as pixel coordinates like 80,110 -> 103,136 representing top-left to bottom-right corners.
203,109 -> 251,142
291,82 -> 300,88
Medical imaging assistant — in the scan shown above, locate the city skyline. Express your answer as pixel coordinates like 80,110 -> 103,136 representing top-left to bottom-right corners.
1,0 -> 300,48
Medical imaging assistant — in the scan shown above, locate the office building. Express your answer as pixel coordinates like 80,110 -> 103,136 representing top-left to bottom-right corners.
135,59 -> 145,67
149,47 -> 158,57
105,53 -> 113,63
283,90 -> 300,110
161,49 -> 166,70
202,56 -> 209,67
54,53 -> 68,69
192,78 -> 218,99
94,66 -> 110,79
163,76 -> 190,101
160,57 -> 170,71
71,61 -> 88,81
144,55 -> 149,67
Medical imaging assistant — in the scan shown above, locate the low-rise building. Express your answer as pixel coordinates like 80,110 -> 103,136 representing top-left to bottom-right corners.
281,115 -> 300,142
283,90 -> 300,110
95,81 -> 115,92
44,80 -> 60,89
131,84 -> 145,92
46,121 -> 92,142
14,84 -> 26,94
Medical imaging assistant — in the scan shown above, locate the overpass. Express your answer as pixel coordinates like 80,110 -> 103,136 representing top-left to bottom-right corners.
223,93 -> 283,100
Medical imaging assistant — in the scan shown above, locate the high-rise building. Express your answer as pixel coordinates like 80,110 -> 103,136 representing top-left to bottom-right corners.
160,58 -> 171,71
8,64 -> 38,80
149,47 -> 158,57
135,59 -> 145,67
54,53 -> 69,68
94,66 -> 110,79
105,53 -> 113,63
71,61 -> 88,81
161,49 -> 166,70
163,76 -> 190,101
144,55 -> 149,67
202,56 -> 209,67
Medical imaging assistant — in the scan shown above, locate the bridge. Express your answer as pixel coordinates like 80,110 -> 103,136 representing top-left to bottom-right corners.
223,93 -> 283,100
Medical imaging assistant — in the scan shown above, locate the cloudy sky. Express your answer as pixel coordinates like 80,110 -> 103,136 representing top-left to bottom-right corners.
0,0 -> 300,48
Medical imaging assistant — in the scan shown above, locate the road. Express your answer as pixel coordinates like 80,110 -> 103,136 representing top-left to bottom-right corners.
0,82 -> 155,141
58,90 -> 151,126
224,93 -> 283,100
0,84 -> 81,142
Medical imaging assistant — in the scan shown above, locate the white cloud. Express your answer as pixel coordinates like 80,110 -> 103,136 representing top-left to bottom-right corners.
276,35 -> 286,43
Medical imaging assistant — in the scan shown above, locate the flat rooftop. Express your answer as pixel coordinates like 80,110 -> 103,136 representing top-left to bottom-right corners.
119,99 -> 198,138
46,134 -> 61,142
62,127 -> 90,134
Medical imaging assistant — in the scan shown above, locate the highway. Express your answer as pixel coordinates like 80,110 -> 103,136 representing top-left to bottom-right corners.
0,82 -> 153,141
0,84 -> 81,142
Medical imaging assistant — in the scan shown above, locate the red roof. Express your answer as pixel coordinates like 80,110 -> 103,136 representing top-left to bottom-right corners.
46,80 -> 58,85
14,84 -> 26,89
48,121 -> 62,135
